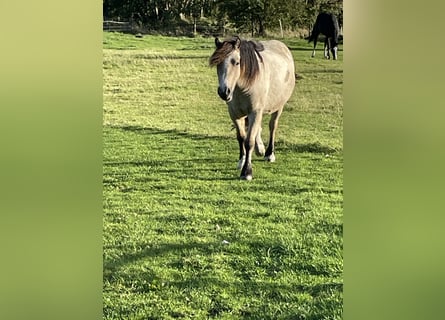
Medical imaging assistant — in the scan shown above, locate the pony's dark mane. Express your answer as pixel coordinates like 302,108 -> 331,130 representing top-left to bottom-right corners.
240,39 -> 264,86
209,37 -> 265,87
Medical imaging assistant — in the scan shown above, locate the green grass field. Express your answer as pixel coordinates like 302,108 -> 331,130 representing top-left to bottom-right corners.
103,32 -> 343,319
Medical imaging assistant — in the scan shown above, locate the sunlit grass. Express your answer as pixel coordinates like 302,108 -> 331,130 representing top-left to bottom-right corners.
103,32 -> 343,319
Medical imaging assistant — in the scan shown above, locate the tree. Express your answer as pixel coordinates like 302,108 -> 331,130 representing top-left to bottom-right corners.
103,0 -> 343,36
216,0 -> 267,36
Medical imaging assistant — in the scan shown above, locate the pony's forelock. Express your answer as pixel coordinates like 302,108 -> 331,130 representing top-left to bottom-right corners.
209,37 -> 264,87
209,40 -> 236,66
209,37 -> 240,67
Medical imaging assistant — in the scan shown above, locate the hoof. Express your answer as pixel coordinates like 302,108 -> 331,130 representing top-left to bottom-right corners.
240,164 -> 253,180
255,145 -> 265,157
264,153 -> 276,162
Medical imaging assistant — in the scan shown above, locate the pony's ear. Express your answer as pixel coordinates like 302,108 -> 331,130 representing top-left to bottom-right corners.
215,37 -> 223,48
234,36 -> 241,49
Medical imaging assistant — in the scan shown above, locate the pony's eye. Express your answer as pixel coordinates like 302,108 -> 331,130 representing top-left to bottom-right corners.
231,59 -> 240,66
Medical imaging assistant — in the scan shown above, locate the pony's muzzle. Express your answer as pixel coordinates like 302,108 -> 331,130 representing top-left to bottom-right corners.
217,87 -> 232,102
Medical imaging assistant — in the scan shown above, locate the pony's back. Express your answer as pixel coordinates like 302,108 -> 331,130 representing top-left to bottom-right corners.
254,40 -> 295,111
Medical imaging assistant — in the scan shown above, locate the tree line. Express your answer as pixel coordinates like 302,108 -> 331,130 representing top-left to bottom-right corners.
103,0 -> 342,37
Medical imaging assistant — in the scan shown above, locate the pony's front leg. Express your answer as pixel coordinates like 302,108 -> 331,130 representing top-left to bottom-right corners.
241,112 -> 263,180
233,117 -> 247,169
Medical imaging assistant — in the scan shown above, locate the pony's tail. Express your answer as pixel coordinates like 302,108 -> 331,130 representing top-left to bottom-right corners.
307,17 -> 320,43
307,32 -> 316,43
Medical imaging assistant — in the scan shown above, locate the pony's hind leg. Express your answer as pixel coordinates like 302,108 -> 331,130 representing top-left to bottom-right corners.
245,115 -> 265,157
264,109 -> 283,162
254,126 -> 265,156
324,38 -> 330,59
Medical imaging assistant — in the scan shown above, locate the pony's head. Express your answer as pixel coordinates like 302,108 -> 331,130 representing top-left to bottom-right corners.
209,36 -> 264,102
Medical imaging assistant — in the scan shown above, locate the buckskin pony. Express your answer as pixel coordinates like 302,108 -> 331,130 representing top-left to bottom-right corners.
209,36 -> 295,180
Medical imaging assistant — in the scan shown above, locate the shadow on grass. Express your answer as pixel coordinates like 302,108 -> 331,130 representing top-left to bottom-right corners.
104,125 -> 343,317
104,241 -> 214,278
103,238 -> 342,318
133,54 -> 209,60
301,69 -> 343,74
287,45 -> 343,52
103,125 -> 340,185
110,125 -> 338,155
276,141 -> 339,154
103,237 -> 343,280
